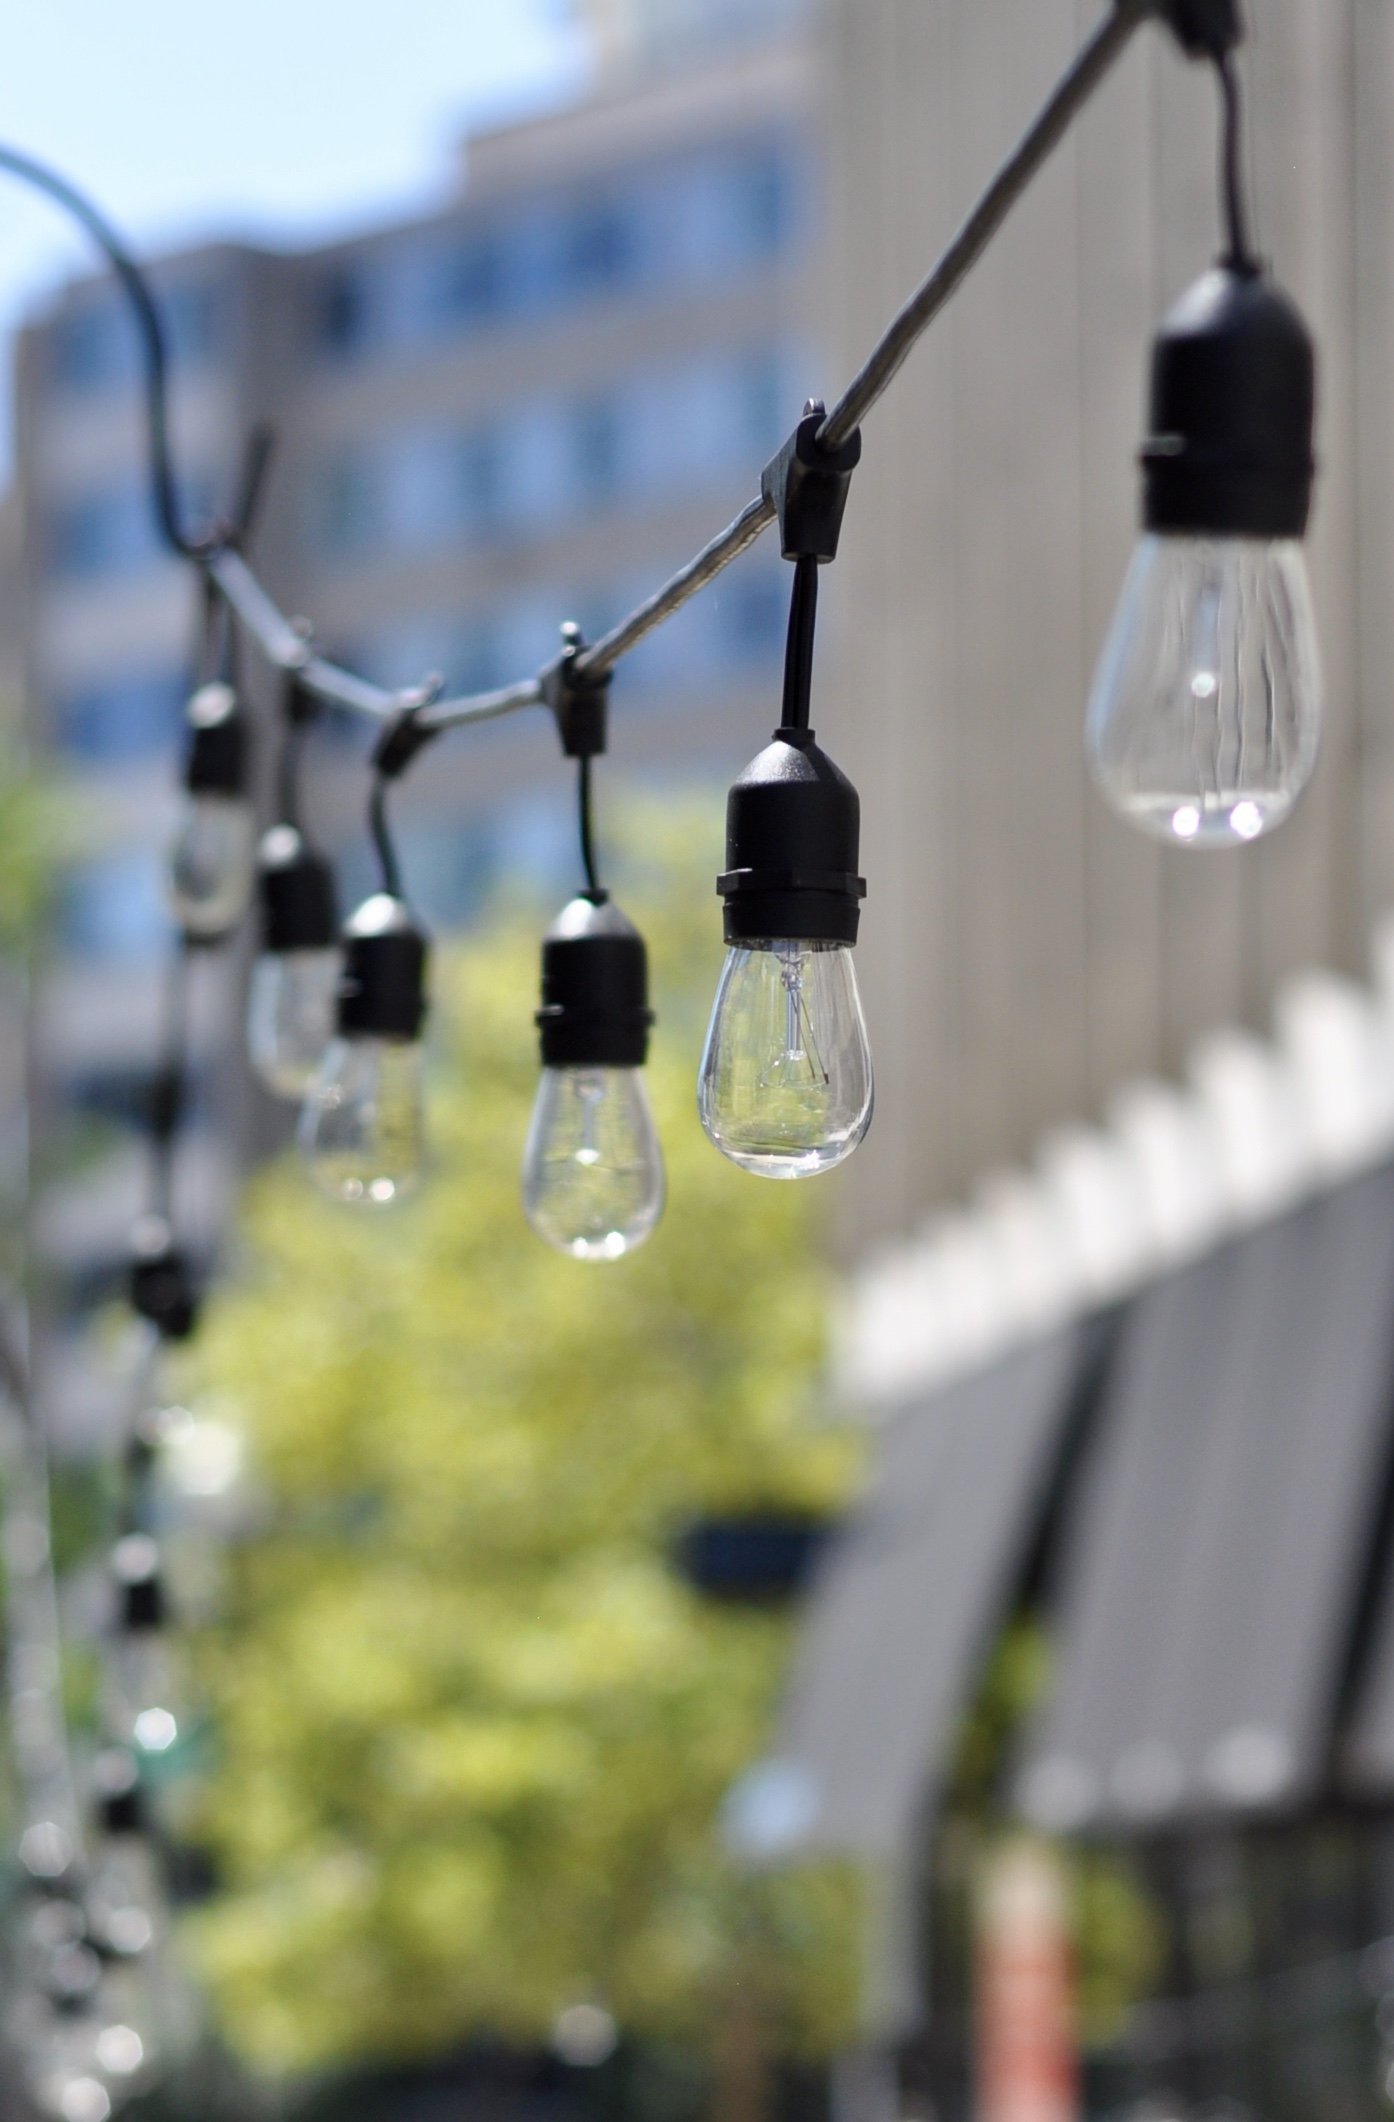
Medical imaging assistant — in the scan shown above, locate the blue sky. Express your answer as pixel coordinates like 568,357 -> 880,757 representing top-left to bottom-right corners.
0,0 -> 587,458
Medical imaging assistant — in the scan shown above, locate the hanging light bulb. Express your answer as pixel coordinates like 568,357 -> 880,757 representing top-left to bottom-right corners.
1087,263 -> 1319,847
299,893 -> 427,1206
106,1537 -> 180,1760
699,552 -> 872,1178
700,925 -> 872,1177
522,893 -> 663,1259
167,680 -> 256,937
247,825 -> 340,1098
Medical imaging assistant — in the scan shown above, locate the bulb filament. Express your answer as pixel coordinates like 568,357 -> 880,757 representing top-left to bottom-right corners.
575,1076 -> 604,1165
758,948 -> 830,1091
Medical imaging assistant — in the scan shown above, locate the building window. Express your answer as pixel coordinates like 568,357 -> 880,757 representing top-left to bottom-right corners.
733,148 -> 794,257
50,474 -> 212,579
59,851 -> 169,962
317,264 -> 373,355
47,277 -> 222,396
49,486 -> 161,580
561,200 -> 635,297
437,233 -> 508,325
725,569 -> 786,660
571,396 -> 624,506
163,280 -> 223,367
740,349 -> 788,456
455,430 -> 503,531
47,304 -> 133,394
56,672 -> 186,762
313,454 -> 383,557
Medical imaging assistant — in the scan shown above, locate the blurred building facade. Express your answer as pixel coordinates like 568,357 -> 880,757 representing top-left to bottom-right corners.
9,1 -> 824,1433
823,0 -> 1394,1253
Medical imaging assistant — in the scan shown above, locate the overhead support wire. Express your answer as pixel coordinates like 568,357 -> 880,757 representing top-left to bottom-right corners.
0,0 -> 1154,743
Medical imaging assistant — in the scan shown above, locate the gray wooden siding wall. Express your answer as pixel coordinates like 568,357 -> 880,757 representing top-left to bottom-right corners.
822,0 -> 1394,1252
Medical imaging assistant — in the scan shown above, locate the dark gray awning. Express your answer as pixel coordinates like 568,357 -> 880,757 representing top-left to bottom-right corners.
1015,1162 -> 1394,1833
734,1330 -> 1080,1861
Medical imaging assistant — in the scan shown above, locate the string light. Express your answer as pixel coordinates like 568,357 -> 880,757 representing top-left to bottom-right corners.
247,681 -> 340,1098
1086,36 -> 1321,846
0,0 -> 1330,2098
166,596 -> 257,941
699,409 -> 871,1180
0,0 -> 1290,1274
523,636 -> 664,1257
298,706 -> 433,1206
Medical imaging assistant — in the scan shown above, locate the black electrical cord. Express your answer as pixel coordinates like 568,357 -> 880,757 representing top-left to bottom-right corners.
780,556 -> 819,733
369,775 -> 403,901
1216,53 -> 1256,271
0,2 -> 1157,723
277,720 -> 305,834
0,145 -> 212,560
577,757 -> 602,900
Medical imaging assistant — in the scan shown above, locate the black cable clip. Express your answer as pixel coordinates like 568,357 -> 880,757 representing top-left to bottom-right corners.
372,684 -> 443,781
1150,0 -> 1241,59
761,399 -> 862,564
541,622 -> 611,760
128,1220 -> 199,1342
285,672 -> 322,728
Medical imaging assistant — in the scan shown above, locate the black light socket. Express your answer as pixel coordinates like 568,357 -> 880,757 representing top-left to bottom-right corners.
336,893 -> 428,1040
183,681 -> 248,796
119,1574 -> 165,1632
257,825 -> 338,953
536,894 -> 653,1068
718,730 -> 865,946
93,1749 -> 144,1838
1142,264 -> 1315,538
129,1241 -> 198,1342
1154,0 -> 1242,60
110,1535 -> 165,1632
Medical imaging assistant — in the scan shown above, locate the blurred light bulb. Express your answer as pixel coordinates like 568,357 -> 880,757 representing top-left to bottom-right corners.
298,892 -> 429,1206
1093,265 -> 1319,848
699,939 -> 872,1177
248,949 -> 340,1097
167,680 -> 254,936
299,1035 -> 425,1206
1086,535 -> 1321,846
167,794 -> 256,936
95,2027 -> 144,2078
523,1066 -> 664,1259
248,825 -> 340,1097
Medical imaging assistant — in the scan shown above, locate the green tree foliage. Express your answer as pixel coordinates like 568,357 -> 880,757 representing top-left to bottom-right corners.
180,804 -> 863,2078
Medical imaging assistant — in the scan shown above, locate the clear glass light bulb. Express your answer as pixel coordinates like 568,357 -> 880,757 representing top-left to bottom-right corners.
167,794 -> 256,936
522,1066 -> 664,1260
698,939 -> 873,1178
247,949 -> 341,1099
1086,535 -> 1321,847
106,1636 -> 179,1758
298,1035 -> 424,1206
